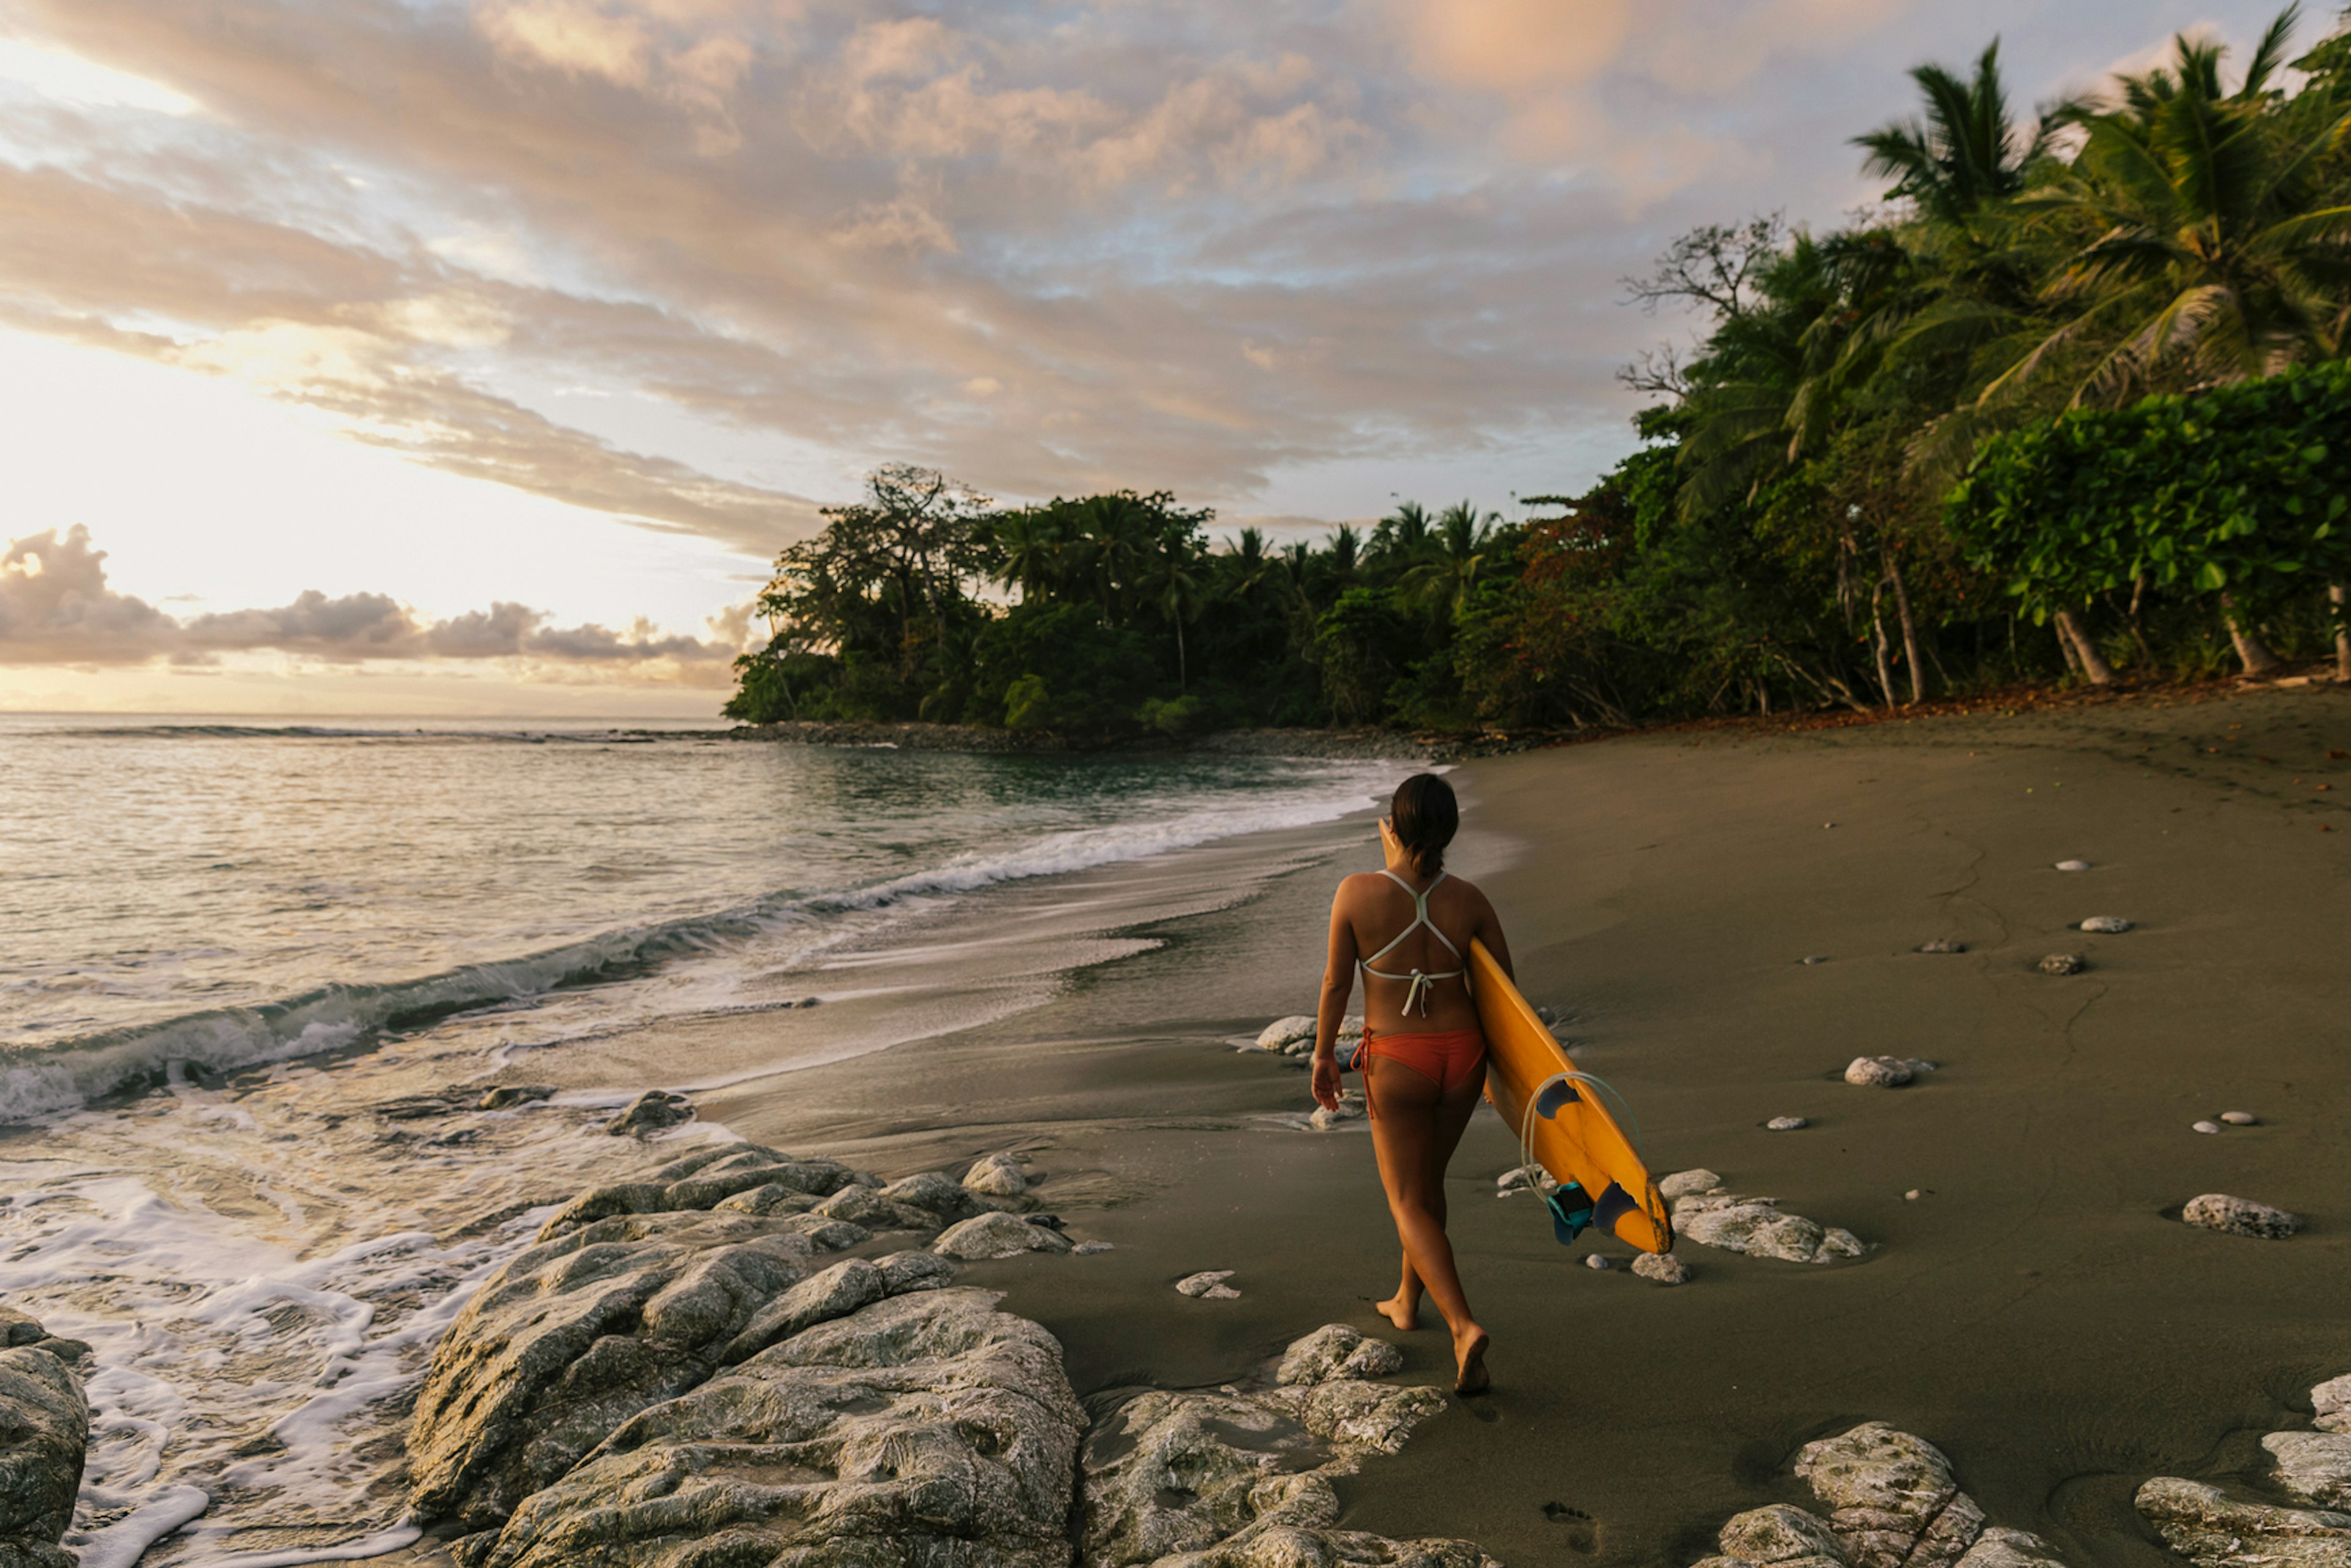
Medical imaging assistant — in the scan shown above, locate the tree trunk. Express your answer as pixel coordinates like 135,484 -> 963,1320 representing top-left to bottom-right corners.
1870,579 -> 1895,711
2333,584 -> 2349,683
1881,541 -> 1924,704
2055,609 -> 2115,685
2218,591 -> 2282,675
2054,615 -> 2083,677
1176,619 -> 1188,689
2126,573 -> 2154,667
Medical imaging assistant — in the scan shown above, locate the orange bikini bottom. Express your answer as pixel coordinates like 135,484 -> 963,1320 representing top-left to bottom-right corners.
1357,1027 -> 1488,1100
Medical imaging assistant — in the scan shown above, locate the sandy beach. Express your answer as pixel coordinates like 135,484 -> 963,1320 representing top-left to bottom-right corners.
669,686 -> 2350,1567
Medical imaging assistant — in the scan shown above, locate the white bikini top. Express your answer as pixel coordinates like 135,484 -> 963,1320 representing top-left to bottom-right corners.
1360,869 -> 1463,1016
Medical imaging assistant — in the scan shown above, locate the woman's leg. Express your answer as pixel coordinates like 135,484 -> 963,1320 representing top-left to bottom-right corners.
1366,1056 -> 1490,1393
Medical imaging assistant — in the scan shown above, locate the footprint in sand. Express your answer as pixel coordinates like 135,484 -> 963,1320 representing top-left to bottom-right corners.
1542,1502 -> 1600,1553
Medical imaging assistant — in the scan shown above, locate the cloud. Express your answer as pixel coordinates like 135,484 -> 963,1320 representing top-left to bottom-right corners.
0,525 -> 738,674
0,0 -> 2292,553
0,525 -> 179,664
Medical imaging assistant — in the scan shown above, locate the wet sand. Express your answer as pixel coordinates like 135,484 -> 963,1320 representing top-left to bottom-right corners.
695,688 -> 2349,1568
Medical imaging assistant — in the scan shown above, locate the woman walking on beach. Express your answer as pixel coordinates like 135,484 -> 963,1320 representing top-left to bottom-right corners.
1313,773 -> 1510,1395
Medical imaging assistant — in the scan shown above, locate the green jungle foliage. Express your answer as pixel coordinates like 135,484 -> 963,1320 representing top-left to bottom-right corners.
731,7 -> 2351,733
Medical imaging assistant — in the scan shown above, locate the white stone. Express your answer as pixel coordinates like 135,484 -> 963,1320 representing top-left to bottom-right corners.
2314,1374 -> 2351,1434
1071,1241 -> 1114,1256
2136,1476 -> 2351,1568
2313,1373 -> 2351,1438
1673,1191 -> 1870,1264
2222,1111 -> 2259,1126
2192,1121 -> 2222,1135
2181,1193 -> 2301,1240
2265,1431 -> 2351,1507
961,1152 -> 1029,1196
2055,860 -> 2091,871
1846,1056 -> 1914,1087
1720,1504 -> 1848,1566
1585,1254 -> 1612,1270
931,1211 -> 1073,1260
1768,1116 -> 1810,1131
1274,1324 -> 1404,1386
1308,1096 -> 1367,1131
1256,1015 -> 1316,1051
2038,953 -> 2087,976
1174,1270 -> 1240,1299
1917,940 -> 1966,954
1905,1190 -> 1923,1201
1632,1251 -> 1690,1285
1662,1169 -> 1725,1201
2080,916 -> 2134,934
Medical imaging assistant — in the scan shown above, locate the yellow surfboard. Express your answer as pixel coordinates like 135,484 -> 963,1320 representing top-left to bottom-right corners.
1471,939 -> 1672,1255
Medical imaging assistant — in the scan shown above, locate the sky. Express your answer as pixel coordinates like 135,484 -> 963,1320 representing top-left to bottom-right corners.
0,0 -> 2309,715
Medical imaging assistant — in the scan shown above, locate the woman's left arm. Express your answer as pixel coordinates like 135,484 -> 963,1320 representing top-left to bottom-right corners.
1311,882 -> 1359,1111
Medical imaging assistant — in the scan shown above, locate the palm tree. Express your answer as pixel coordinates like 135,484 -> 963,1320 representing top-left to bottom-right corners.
1976,10 -> 2351,674
1988,10 -> 2351,410
989,510 -> 1062,602
1403,502 -> 1498,618
1854,41 -> 2060,232
1369,501 -> 1432,563
1146,543 -> 1208,688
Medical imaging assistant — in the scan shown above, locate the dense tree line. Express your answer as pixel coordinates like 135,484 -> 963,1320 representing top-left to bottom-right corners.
730,9 -> 2351,734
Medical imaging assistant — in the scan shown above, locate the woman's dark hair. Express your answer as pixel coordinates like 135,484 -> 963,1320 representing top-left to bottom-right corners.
1389,773 -> 1458,878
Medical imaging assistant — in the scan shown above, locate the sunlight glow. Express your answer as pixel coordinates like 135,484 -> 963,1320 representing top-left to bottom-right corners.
0,37 -> 201,116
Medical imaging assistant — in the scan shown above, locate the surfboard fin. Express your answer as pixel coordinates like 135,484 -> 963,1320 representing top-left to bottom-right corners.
1543,1181 -> 1594,1245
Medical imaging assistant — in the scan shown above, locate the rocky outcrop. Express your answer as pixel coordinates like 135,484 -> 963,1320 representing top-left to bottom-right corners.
407,1140 -> 1086,1546
411,1142 -> 1504,1568
465,1288 -> 1087,1568
2267,1433 -> 2351,1509
1690,1423 -> 2062,1568
2123,1371 -> 2351,1567
1081,1323 -> 1479,1568
0,1308 -> 91,1568
1662,1171 -> 1869,1264
2135,1478 -> 2351,1568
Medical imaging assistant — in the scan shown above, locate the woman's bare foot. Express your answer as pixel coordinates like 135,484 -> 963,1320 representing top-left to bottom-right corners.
1374,1292 -> 1419,1330
1452,1326 -> 1491,1396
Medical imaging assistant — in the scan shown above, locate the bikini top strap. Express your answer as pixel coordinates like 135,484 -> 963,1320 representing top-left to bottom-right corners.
1363,869 -> 1460,967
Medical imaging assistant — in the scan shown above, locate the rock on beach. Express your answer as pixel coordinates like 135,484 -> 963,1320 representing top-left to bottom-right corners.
962,1151 -> 1031,1196
1663,1171 -> 1869,1265
1845,1056 -> 1935,1088
400,1144 -> 1509,1568
0,1310 -> 89,1568
1256,1015 -> 1316,1051
602,1089 -> 694,1135
2038,953 -> 2088,976
2135,1477 -> 2351,1568
1081,1324 -> 1472,1568
2181,1193 -> 2302,1239
1175,1270 -> 1241,1299
1632,1251 -> 1691,1285
1768,1116 -> 1810,1130
934,1212 -> 1074,1261
1692,1422 -> 2062,1568
2079,916 -> 2134,933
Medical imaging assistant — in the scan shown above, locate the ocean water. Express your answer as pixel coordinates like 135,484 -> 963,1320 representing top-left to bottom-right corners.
0,715 -> 1393,1566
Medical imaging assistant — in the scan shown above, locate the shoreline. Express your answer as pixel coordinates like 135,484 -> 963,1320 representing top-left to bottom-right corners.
686,683 -> 2345,1566
6,686 -> 2344,1567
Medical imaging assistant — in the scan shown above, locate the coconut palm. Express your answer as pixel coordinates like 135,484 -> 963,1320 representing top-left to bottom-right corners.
1854,41 -> 2061,232
1987,10 -> 2351,409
